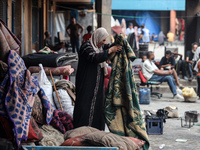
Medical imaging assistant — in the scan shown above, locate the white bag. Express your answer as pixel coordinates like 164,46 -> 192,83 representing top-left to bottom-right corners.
53,89 -> 74,117
32,64 -> 55,107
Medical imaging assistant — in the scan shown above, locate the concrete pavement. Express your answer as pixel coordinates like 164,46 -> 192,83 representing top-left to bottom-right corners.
140,93 -> 200,150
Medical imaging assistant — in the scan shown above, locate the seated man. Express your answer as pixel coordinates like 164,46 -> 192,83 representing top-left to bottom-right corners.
186,42 -> 198,81
142,51 -> 183,99
172,52 -> 187,80
142,55 -> 147,62
160,50 -> 182,87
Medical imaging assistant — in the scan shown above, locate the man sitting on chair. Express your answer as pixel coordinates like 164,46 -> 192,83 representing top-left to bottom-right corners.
142,51 -> 183,99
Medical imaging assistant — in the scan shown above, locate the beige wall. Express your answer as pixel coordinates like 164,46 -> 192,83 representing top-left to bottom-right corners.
7,0 -> 12,30
23,0 -> 32,55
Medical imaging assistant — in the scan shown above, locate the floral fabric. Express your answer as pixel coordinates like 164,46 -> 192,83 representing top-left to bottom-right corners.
105,34 -> 149,150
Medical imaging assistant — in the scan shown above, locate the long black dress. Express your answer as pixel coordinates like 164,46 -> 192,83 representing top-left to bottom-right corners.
73,41 -> 110,130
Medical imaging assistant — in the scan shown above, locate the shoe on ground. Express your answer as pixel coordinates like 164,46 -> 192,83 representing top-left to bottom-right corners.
176,88 -> 183,95
188,77 -> 193,82
173,94 -> 184,99
184,76 -> 188,80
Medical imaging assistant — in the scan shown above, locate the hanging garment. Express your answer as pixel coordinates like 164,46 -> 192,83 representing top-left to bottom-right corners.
0,50 -> 54,147
105,34 -> 149,150
127,32 -> 137,50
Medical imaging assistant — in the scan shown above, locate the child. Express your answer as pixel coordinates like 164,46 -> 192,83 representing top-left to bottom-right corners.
82,26 -> 92,43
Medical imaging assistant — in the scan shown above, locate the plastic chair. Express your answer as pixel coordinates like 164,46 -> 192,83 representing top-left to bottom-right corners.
138,71 -> 163,99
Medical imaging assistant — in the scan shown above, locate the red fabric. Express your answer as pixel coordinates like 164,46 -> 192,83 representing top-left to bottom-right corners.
27,122 -> 39,140
104,67 -> 112,93
111,26 -> 123,35
29,116 -> 43,141
61,134 -> 88,146
127,137 -> 145,148
63,76 -> 69,81
0,117 -> 14,140
83,33 -> 92,42
139,71 -> 147,83
50,110 -> 74,134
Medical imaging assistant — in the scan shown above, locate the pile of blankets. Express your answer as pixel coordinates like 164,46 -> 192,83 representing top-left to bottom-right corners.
0,50 -> 73,147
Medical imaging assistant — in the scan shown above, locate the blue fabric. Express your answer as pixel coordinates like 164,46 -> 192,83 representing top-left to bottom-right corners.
150,74 -> 177,95
135,11 -> 160,41
112,11 -> 161,41
188,63 -> 193,78
0,50 -> 54,147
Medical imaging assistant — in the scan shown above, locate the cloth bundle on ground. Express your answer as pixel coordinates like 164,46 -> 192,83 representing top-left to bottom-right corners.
55,79 -> 76,101
64,126 -> 99,140
50,110 -> 74,134
62,126 -> 145,149
0,50 -> 54,147
31,94 -> 47,125
22,53 -> 77,68
28,65 -> 74,76
39,125 -> 64,146
165,106 -> 179,118
105,34 -> 149,149
27,116 -> 43,142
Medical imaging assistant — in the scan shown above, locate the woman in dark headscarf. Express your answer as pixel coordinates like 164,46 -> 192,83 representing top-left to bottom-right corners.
73,27 -> 122,130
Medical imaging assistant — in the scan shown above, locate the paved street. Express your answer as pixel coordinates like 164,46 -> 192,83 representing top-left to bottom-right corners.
140,94 -> 200,150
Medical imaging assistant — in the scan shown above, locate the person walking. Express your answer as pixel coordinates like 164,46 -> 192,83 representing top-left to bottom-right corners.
73,27 -> 122,130
66,17 -> 84,53
82,25 -> 92,43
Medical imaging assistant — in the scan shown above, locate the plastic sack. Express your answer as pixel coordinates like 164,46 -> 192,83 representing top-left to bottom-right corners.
53,89 -> 74,117
182,87 -> 197,97
32,64 -> 55,107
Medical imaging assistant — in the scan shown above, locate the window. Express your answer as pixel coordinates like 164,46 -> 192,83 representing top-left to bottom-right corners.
32,0 -> 38,44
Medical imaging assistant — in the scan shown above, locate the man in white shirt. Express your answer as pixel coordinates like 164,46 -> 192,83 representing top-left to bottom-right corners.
142,51 -> 183,99
126,23 -> 134,35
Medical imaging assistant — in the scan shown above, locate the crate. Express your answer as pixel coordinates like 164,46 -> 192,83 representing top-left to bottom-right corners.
22,146 -> 119,150
146,119 -> 163,135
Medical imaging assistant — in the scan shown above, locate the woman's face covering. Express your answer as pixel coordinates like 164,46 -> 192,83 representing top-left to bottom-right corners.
97,38 -> 107,48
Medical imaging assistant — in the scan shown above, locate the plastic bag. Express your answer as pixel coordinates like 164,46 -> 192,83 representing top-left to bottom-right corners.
53,89 -> 74,117
32,64 -> 55,107
182,87 -> 197,97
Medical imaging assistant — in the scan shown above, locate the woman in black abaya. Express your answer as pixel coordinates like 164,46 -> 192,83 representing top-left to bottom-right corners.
73,27 -> 121,130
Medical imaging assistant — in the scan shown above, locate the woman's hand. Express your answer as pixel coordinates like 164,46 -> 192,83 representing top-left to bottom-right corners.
108,45 -> 122,54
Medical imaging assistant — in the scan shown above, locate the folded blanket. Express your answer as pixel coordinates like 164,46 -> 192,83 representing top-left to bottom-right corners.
28,65 -> 74,76
50,110 -> 74,134
22,53 -> 77,68
39,125 -> 64,146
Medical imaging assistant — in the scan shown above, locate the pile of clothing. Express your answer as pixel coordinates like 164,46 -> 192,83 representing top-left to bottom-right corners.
0,19 -> 75,149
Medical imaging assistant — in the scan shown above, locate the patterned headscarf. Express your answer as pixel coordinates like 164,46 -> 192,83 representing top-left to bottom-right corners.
89,27 -> 109,76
